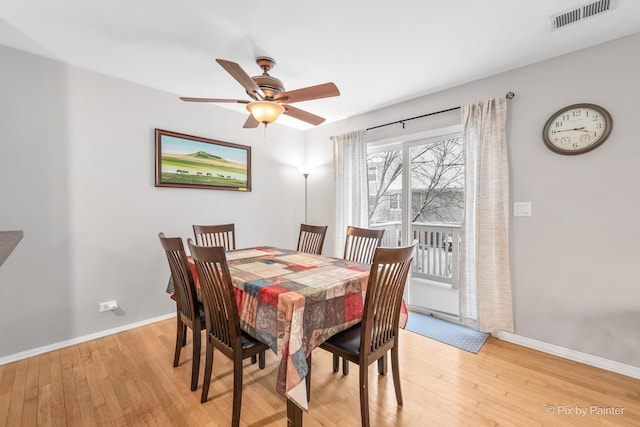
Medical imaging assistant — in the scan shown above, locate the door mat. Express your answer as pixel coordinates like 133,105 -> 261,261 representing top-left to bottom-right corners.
405,312 -> 489,353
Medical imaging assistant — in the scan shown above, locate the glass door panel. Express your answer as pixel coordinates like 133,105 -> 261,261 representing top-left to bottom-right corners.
367,148 -> 402,247
407,135 -> 463,316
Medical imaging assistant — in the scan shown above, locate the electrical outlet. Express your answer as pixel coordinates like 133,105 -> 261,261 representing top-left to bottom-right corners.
99,300 -> 118,312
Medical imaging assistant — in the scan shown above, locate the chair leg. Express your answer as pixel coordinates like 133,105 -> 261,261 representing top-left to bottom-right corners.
182,324 -> 187,346
377,353 -> 387,375
201,342 -> 214,403
173,317 -> 184,367
332,354 -> 339,373
231,353 -> 243,427
343,358 -> 349,375
359,362 -> 370,427
306,353 -> 312,402
259,351 -> 266,369
190,326 -> 201,391
391,345 -> 403,405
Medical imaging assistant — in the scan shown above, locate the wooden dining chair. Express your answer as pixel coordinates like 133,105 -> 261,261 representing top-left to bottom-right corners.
187,239 -> 269,427
343,226 -> 385,264
193,223 -> 236,251
296,224 -> 328,255
158,233 -> 204,392
319,242 -> 416,427
335,225 -> 386,373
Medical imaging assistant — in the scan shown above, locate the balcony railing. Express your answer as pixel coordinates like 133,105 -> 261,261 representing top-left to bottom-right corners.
370,221 -> 460,287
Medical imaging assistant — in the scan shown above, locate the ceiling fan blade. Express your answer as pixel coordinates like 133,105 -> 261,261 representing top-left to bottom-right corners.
215,59 -> 265,100
275,82 -> 340,104
243,114 -> 260,128
180,97 -> 250,104
283,105 -> 326,126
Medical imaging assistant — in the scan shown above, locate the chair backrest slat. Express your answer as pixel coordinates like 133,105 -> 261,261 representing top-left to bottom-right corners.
193,224 -> 236,251
297,224 -> 328,255
343,226 -> 385,264
188,239 -> 242,352
361,242 -> 416,356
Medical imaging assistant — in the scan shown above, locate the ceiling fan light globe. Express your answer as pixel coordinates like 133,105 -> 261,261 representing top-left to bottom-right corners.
246,101 -> 285,124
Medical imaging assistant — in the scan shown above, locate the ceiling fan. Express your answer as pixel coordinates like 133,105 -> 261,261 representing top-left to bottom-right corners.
180,56 -> 340,128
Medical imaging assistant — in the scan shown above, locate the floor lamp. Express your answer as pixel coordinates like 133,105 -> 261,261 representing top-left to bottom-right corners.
298,165 -> 311,223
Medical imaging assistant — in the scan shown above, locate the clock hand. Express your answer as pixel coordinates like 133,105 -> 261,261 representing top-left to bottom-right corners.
555,127 -> 587,132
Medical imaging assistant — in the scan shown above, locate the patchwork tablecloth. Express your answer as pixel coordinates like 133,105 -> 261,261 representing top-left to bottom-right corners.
226,247 -> 370,410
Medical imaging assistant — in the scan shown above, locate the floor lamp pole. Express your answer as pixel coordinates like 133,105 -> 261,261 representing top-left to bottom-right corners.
303,173 -> 309,224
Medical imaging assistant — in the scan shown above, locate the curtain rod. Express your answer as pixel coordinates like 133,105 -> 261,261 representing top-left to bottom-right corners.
366,91 -> 515,131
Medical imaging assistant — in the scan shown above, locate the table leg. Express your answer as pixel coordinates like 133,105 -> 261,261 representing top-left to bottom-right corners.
286,399 -> 303,427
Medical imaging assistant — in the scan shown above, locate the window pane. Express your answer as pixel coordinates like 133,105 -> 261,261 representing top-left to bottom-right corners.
367,149 -> 402,246
409,136 -> 464,224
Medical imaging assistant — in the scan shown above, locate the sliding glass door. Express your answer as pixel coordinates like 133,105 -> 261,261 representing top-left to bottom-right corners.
367,130 -> 463,318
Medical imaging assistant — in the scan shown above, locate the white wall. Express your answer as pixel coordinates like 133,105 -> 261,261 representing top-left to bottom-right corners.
305,33 -> 640,368
0,46 -> 306,357
3,32 -> 640,369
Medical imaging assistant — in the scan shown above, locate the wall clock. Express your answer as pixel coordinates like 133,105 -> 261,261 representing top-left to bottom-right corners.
542,103 -> 612,155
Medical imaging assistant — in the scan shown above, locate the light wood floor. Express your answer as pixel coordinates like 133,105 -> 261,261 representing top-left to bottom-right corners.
1,318 -> 639,426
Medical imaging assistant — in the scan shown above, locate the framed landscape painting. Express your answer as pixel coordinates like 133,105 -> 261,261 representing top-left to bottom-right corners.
155,129 -> 251,191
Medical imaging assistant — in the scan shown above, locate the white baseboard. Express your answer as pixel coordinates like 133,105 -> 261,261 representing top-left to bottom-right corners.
0,312 -> 176,366
497,331 -> 640,380
4,313 -> 639,382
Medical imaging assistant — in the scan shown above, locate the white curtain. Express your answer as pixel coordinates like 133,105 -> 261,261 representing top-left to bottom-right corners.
460,96 -> 514,334
332,129 -> 368,256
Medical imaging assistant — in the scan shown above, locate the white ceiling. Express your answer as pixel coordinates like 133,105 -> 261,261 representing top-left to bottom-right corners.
1,0 -> 639,129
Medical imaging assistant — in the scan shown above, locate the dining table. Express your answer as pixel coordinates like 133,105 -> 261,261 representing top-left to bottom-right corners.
167,245 -> 408,426
225,246 -> 370,426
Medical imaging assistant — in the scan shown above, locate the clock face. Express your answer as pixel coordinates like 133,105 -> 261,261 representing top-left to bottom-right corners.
542,103 -> 612,155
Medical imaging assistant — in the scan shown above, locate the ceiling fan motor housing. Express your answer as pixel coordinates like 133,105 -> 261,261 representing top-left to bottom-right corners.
249,74 -> 284,99
250,56 -> 284,99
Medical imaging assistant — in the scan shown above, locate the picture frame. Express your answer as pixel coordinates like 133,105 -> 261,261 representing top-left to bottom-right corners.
155,129 -> 251,191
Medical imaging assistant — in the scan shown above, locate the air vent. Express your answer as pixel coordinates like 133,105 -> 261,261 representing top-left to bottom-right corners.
550,0 -> 614,30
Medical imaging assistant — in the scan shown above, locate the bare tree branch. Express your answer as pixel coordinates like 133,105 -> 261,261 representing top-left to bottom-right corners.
368,137 -> 464,224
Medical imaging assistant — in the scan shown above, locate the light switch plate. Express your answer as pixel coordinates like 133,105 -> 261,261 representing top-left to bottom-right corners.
513,202 -> 532,216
